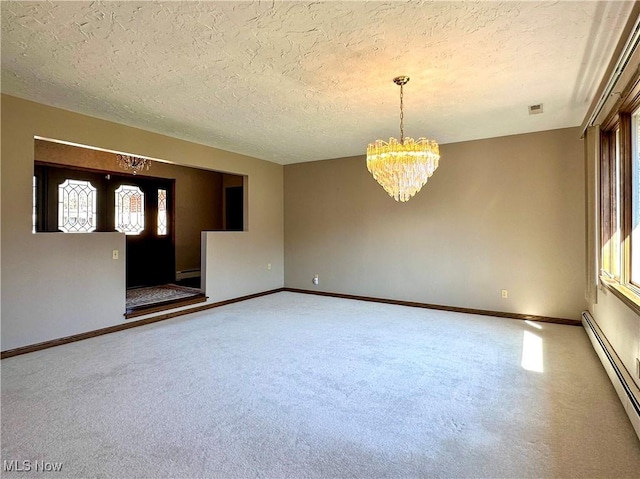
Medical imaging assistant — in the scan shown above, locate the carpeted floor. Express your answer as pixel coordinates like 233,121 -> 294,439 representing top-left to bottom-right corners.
126,284 -> 203,309
2,292 -> 639,478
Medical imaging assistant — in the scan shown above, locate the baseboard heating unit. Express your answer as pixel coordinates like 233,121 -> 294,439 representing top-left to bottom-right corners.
582,311 -> 640,440
176,269 -> 201,280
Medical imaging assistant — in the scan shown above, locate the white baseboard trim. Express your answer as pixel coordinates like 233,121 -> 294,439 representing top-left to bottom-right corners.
582,311 -> 640,441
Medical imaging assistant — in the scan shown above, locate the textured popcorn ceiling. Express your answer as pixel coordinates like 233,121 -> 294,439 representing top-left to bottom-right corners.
1,1 -> 634,164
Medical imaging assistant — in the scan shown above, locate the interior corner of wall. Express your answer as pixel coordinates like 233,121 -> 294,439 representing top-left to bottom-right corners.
200,231 -> 209,295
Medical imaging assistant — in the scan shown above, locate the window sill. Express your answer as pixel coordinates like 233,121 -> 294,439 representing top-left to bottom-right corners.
600,276 -> 640,316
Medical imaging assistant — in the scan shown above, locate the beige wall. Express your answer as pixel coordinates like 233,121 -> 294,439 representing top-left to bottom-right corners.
285,127 -> 587,320
1,94 -> 284,351
203,231 -> 282,302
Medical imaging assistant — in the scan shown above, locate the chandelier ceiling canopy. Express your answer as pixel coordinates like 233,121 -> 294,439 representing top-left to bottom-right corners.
366,76 -> 440,202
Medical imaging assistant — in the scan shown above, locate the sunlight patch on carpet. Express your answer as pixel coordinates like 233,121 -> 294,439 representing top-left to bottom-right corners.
521,330 -> 544,373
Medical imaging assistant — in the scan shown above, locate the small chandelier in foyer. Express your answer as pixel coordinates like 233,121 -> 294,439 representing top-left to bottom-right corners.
366,76 -> 440,202
116,154 -> 150,175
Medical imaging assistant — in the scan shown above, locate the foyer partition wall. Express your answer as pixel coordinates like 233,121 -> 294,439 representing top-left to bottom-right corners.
1,94 -> 284,351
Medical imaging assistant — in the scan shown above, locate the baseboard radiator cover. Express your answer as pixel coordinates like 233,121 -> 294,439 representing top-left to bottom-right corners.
176,269 -> 201,280
582,311 -> 640,440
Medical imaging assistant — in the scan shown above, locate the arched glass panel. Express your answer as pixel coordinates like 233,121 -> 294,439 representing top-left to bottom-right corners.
57,179 -> 97,233
115,185 -> 145,235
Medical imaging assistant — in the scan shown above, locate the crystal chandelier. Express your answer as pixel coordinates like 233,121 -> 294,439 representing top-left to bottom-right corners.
116,154 -> 150,175
367,76 -> 440,202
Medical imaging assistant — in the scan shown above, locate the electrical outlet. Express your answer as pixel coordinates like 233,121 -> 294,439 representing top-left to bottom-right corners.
501,289 -> 508,299
112,249 -> 119,260
267,263 -> 271,270
313,274 -> 319,285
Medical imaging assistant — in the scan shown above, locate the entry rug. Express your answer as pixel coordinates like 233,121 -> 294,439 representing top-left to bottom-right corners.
126,284 -> 203,309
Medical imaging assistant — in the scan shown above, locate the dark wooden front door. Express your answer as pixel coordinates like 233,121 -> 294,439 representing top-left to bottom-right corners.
109,175 -> 175,288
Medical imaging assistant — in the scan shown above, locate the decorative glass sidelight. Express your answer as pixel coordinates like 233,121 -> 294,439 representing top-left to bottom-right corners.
157,189 -> 167,236
58,179 -> 97,233
115,185 -> 145,235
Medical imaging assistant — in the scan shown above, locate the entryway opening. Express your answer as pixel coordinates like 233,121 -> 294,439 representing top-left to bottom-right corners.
32,138 -> 246,316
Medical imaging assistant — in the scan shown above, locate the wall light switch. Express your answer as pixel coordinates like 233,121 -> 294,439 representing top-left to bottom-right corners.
112,249 -> 119,260
267,263 -> 272,270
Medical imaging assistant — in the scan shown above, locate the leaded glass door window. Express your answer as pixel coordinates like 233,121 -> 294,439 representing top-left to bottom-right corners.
115,185 -> 145,235
57,179 -> 98,233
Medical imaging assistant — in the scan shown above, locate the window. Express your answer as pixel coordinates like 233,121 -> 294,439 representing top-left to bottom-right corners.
599,71 -> 640,308
632,108 -> 640,286
601,128 -> 621,280
115,185 -> 145,235
57,179 -> 97,233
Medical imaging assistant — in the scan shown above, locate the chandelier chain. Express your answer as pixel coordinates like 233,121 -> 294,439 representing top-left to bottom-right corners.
399,82 -> 404,144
